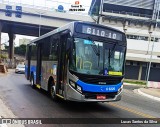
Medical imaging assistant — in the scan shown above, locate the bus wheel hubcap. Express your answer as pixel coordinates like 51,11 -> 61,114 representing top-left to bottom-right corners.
31,79 -> 33,86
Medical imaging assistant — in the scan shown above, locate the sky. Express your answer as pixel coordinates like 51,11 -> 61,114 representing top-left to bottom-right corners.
1,0 -> 92,47
1,34 -> 36,47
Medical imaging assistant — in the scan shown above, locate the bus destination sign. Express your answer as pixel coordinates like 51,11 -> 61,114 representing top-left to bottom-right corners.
82,25 -> 122,41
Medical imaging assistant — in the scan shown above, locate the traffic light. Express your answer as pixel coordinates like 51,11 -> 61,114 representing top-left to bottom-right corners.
15,6 -> 22,18
5,5 -> 12,17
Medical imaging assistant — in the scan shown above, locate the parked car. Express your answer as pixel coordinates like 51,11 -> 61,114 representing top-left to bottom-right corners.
15,64 -> 25,73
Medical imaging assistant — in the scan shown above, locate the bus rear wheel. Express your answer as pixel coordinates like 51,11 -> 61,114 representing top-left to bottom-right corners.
49,83 -> 58,101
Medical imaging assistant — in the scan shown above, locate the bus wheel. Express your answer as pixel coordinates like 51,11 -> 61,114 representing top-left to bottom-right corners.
49,84 -> 58,101
30,74 -> 36,89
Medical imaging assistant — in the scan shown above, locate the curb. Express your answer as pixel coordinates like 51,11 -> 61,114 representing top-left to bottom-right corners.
137,89 -> 160,102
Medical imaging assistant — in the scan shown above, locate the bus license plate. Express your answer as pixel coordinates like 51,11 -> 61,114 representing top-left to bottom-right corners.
96,95 -> 106,100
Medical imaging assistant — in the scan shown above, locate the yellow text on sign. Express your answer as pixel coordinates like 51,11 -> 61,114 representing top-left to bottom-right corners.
108,71 -> 122,76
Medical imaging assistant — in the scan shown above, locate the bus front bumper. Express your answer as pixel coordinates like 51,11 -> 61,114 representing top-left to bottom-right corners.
65,84 -> 122,102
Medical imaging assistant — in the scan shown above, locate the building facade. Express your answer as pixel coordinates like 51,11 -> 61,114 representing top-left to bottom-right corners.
89,0 -> 160,81
19,38 -> 31,46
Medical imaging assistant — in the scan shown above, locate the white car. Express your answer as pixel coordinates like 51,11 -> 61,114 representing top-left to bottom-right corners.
15,64 -> 25,73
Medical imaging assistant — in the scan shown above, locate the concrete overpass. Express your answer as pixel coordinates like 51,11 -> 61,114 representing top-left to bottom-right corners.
0,3 -> 93,35
0,2 -> 94,66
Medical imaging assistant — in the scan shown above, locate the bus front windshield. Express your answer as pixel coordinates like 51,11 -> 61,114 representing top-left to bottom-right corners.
69,38 -> 126,76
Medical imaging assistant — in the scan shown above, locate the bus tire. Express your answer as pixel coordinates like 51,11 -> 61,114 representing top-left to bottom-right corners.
49,83 -> 58,101
30,74 -> 36,89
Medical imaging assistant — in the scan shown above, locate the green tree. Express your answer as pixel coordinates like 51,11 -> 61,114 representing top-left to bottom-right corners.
5,45 -> 9,50
15,44 -> 26,56
0,54 -> 8,59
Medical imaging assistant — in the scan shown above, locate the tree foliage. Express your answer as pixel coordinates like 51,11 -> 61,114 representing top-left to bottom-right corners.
15,44 -> 26,56
4,45 -> 26,56
0,54 -> 8,59
5,45 -> 9,50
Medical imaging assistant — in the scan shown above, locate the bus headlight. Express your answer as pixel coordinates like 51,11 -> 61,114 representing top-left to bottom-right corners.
69,80 -> 76,88
69,80 -> 82,93
77,85 -> 82,93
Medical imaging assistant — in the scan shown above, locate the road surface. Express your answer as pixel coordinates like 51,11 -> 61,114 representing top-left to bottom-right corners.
0,70 -> 159,127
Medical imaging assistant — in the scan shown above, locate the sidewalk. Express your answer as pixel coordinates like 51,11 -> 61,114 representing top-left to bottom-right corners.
0,69 -> 14,77
124,82 -> 160,102
0,72 -> 24,127
0,72 -> 7,77
0,97 -> 24,127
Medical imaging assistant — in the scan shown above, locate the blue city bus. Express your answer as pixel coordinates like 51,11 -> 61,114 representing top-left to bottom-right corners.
25,21 -> 127,102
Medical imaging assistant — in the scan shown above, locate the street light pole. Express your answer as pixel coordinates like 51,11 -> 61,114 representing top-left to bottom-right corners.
36,11 -> 46,37
39,13 -> 41,37
0,22 -> 3,63
145,32 -> 152,81
0,33 -> 1,63
146,2 -> 159,86
97,0 -> 103,24
146,31 -> 154,86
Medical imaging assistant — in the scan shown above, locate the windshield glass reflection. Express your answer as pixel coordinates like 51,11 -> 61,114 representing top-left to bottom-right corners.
69,38 -> 126,76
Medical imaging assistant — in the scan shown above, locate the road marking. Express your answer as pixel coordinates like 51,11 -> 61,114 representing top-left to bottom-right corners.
36,84 -> 41,89
108,103 -> 156,118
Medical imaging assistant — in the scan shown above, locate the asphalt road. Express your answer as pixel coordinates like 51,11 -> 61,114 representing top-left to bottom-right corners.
0,70 -> 159,127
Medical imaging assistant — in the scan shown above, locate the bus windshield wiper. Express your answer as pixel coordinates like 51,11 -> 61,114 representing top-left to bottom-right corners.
88,37 -> 100,67
108,43 -> 118,58
108,43 -> 118,67
88,37 -> 100,56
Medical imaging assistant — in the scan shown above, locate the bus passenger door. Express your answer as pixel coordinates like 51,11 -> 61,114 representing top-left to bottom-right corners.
26,45 -> 31,80
36,44 -> 42,85
56,32 -> 69,96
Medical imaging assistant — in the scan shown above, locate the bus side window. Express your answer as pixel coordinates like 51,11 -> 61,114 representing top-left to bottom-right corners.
31,44 -> 37,60
41,37 -> 50,61
49,39 -> 58,61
